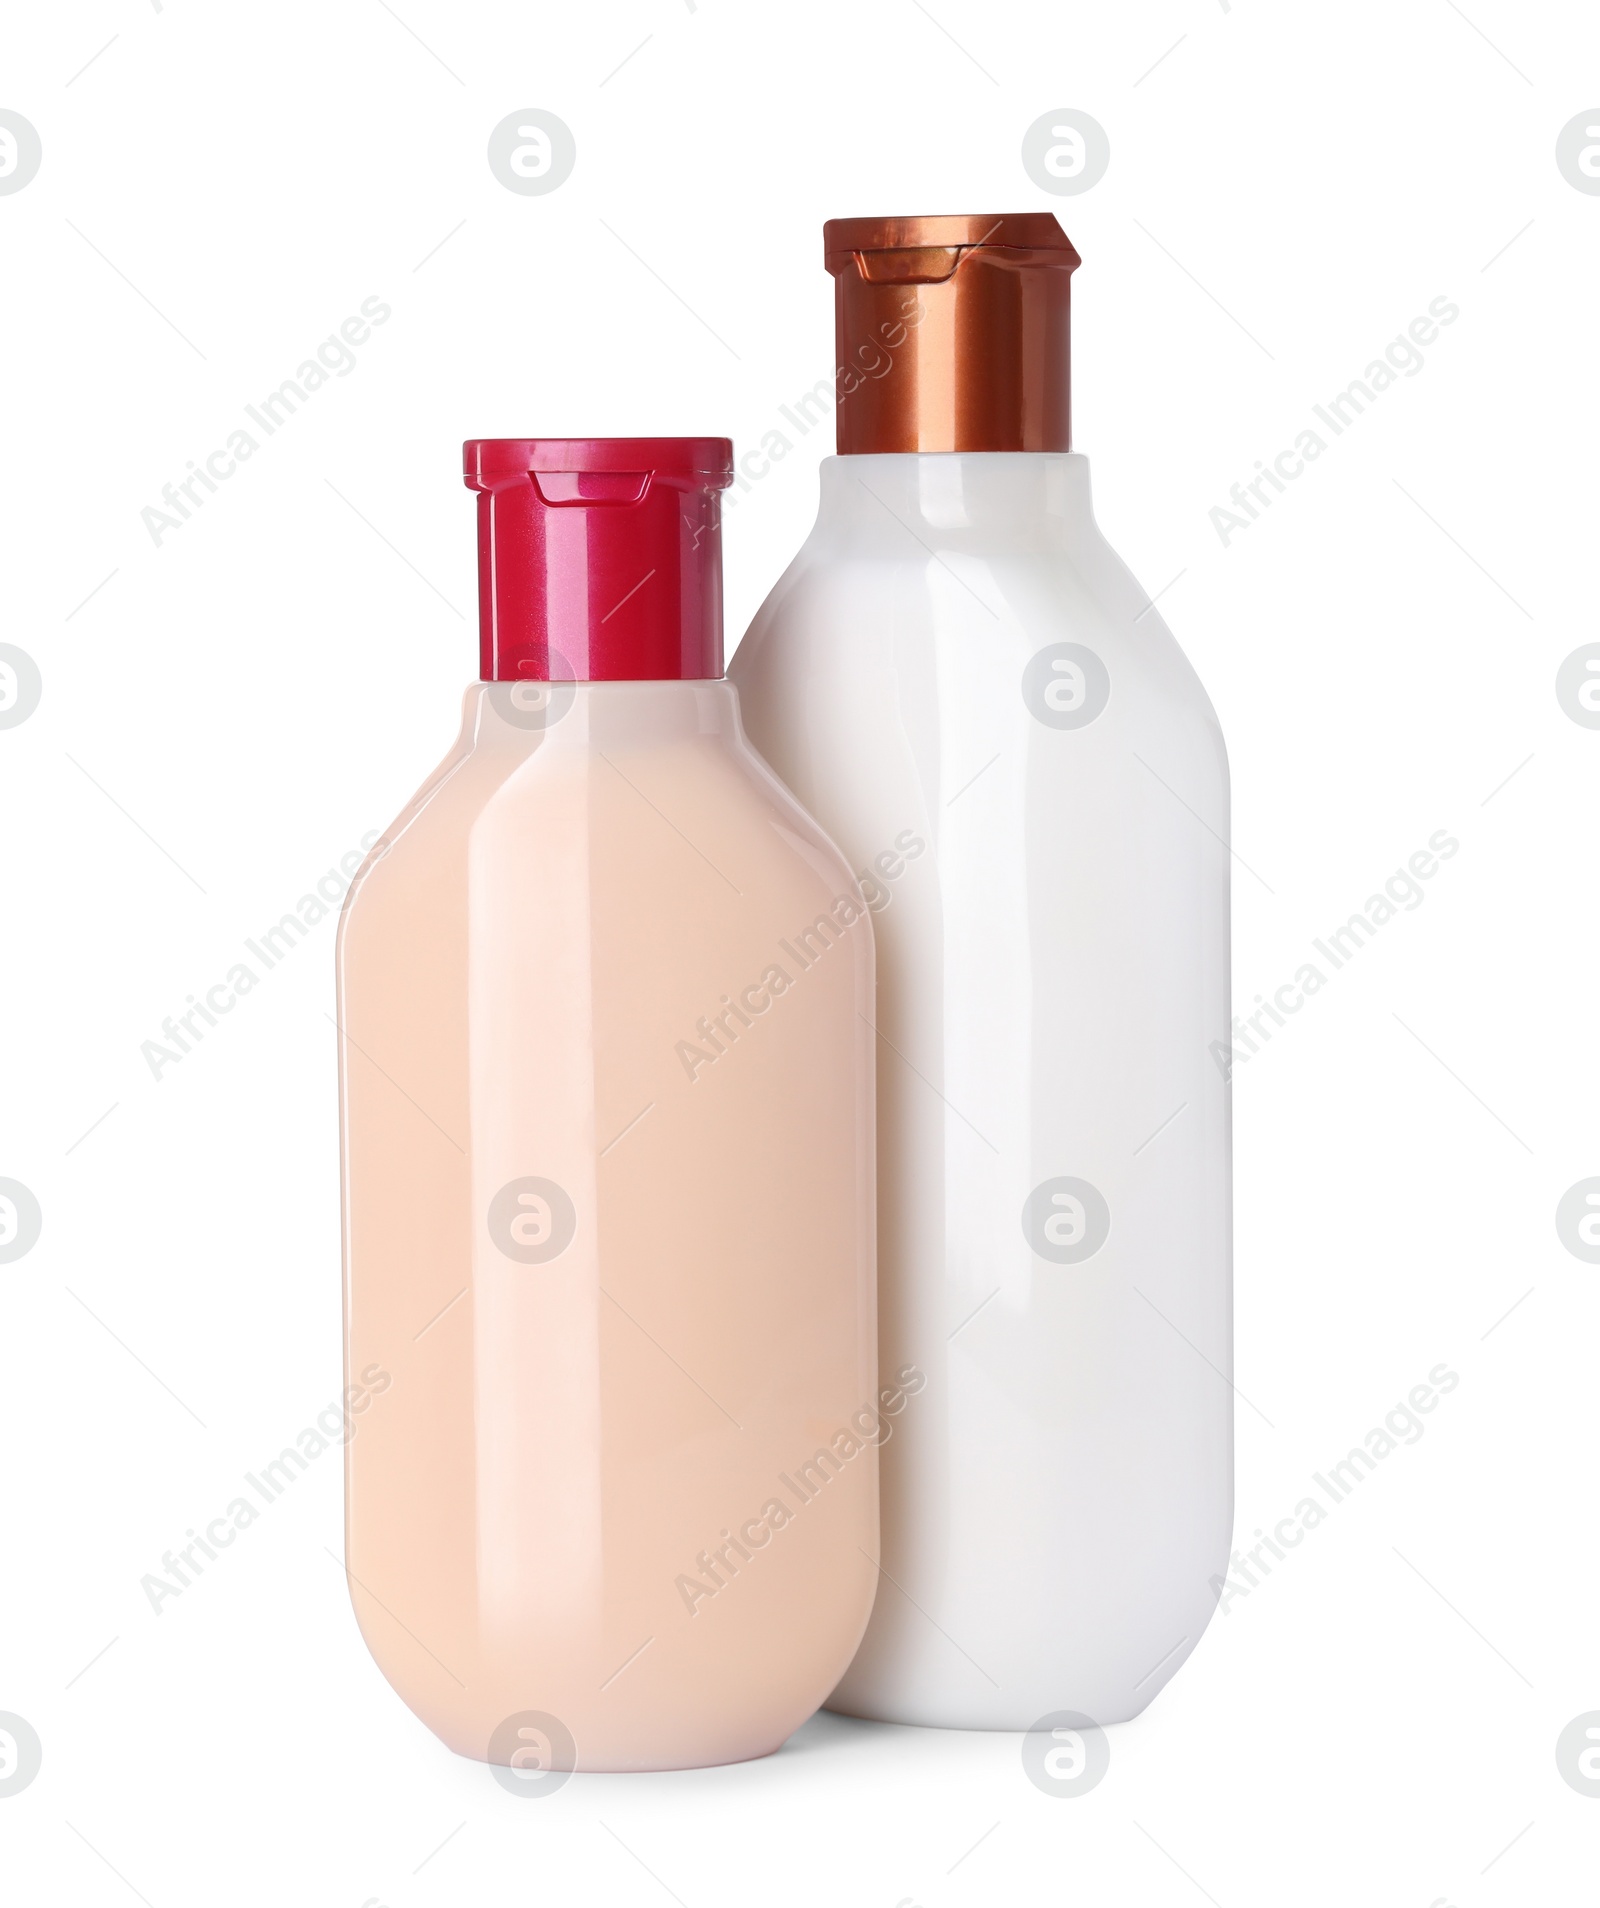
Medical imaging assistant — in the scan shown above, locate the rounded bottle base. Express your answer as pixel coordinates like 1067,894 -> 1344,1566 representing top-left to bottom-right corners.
822,1692 -> 1153,1731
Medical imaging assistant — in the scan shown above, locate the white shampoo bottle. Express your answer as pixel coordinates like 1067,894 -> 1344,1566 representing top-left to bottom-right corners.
729,214 -> 1232,1729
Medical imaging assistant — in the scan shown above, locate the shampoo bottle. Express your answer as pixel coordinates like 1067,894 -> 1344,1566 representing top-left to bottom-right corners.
337,438 -> 879,1772
730,216 -> 1232,1728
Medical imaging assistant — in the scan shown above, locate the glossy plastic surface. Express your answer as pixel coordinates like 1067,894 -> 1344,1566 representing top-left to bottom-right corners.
731,451 -> 1232,1728
337,680 -> 879,1770
825,213 -> 1078,454
463,438 -> 733,682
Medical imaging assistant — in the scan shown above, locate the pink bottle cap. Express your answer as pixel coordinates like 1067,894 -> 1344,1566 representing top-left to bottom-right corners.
463,438 -> 734,682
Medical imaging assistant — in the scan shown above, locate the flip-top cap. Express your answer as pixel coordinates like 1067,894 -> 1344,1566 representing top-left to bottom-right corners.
823,213 -> 1080,454
463,438 -> 733,682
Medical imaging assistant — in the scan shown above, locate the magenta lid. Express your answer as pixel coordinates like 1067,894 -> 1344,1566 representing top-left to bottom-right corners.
463,438 -> 734,682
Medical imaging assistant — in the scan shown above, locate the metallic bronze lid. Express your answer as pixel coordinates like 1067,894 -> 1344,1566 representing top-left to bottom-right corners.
823,213 -> 1080,455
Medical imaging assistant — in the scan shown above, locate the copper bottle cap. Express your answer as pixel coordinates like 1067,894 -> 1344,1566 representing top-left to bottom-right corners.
823,213 -> 1080,455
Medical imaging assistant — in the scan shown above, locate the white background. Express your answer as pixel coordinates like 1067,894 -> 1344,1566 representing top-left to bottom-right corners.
3,1 -> 1596,1902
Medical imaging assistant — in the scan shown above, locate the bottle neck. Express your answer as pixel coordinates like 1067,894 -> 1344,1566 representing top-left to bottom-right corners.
462,678 -> 745,753
815,451 -> 1094,551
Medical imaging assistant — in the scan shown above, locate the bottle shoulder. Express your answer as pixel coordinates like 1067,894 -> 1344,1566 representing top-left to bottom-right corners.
338,683 -> 868,939
733,529 -> 1225,748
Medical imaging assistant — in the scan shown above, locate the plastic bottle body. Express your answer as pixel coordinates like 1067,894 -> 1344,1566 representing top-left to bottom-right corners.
337,680 -> 879,1771
730,453 -> 1232,1727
